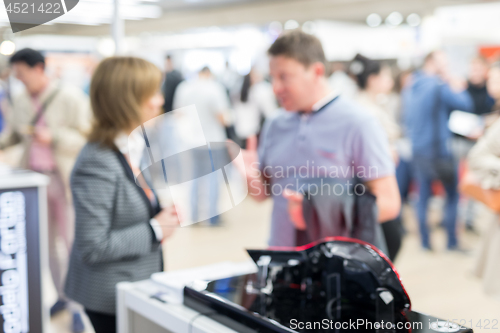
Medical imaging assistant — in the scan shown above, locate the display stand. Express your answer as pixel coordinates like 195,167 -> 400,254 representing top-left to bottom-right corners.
0,169 -> 50,333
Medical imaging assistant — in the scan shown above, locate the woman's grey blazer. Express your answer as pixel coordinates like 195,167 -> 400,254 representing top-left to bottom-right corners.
65,142 -> 162,314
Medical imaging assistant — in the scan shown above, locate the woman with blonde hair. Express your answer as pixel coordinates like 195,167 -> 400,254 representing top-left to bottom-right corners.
64,57 -> 179,333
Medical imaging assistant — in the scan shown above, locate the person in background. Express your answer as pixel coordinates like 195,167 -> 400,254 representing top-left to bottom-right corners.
174,66 -> 231,225
239,30 -> 400,249
0,56 -> 11,134
162,55 -> 183,113
65,57 -> 179,333
233,68 -> 278,148
0,48 -> 90,332
403,50 -> 473,252
468,56 -> 496,116
220,60 -> 241,98
393,69 -> 415,235
351,54 -> 400,151
467,62 -> 500,300
453,56 -> 496,233
350,54 -> 403,261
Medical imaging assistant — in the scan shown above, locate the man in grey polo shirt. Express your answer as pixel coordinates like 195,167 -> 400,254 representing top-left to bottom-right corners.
242,30 -> 401,247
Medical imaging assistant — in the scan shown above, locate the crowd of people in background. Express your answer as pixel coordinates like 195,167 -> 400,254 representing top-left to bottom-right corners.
0,29 -> 500,333
159,43 -> 500,262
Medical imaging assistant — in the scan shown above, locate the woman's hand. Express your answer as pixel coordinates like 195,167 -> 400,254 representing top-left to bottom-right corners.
153,206 -> 179,240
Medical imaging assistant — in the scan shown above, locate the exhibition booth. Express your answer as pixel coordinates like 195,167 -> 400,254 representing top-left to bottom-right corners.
0,0 -> 499,332
0,168 -> 475,333
116,238 -> 472,333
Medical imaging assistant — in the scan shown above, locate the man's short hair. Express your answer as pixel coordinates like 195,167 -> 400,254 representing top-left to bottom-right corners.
10,48 -> 45,68
268,30 -> 327,70
200,66 -> 211,74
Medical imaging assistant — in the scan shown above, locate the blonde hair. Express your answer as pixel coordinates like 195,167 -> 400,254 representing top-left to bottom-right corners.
88,56 -> 162,148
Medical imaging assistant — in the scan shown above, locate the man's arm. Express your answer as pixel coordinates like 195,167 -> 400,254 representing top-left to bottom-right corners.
365,176 -> 401,223
441,82 -> 473,113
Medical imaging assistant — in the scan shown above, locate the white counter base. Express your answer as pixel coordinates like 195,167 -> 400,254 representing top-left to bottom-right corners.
117,279 -> 237,333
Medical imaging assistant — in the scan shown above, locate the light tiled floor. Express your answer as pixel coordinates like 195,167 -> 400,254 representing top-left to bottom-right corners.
51,197 -> 500,333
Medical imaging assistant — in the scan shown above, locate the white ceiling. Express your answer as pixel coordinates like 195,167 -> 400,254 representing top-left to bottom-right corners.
157,0 -> 259,10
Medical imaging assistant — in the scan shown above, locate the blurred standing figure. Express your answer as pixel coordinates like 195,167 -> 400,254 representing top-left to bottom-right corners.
0,56 -> 11,134
239,31 -> 400,250
0,48 -> 90,332
220,61 -> 241,97
453,56 -> 496,232
162,55 -> 183,113
467,62 -> 500,300
351,54 -> 403,261
234,68 -> 278,147
403,51 -> 473,251
351,55 -> 400,149
65,57 -> 179,333
174,66 -> 231,225
468,56 -> 495,116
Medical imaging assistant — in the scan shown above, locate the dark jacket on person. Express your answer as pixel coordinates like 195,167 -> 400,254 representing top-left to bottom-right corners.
467,81 -> 495,115
65,142 -> 162,314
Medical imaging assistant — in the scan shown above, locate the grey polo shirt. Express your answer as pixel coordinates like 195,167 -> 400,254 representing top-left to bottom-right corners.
257,95 -> 395,247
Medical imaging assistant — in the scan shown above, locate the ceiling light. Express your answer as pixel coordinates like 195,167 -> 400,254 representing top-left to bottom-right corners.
385,12 -> 404,26
284,20 -> 299,30
366,13 -> 382,27
302,21 -> 317,34
0,40 -> 15,56
97,38 -> 115,56
268,21 -> 283,35
406,13 -> 421,27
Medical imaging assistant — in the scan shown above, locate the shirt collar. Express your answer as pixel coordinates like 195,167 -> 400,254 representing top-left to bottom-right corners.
114,130 -> 146,170
311,91 -> 339,112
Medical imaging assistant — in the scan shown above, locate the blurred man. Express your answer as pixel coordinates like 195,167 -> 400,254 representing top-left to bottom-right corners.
468,56 -> 495,116
174,66 -> 230,225
0,48 -> 90,332
240,30 -> 401,248
454,56 -> 496,232
162,55 -> 183,113
403,51 -> 473,252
